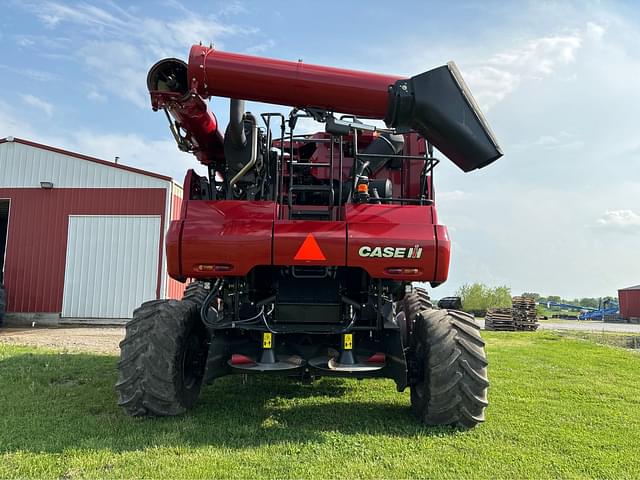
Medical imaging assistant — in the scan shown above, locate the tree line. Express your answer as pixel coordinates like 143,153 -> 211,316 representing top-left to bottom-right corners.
520,293 -> 617,309
452,283 -> 617,316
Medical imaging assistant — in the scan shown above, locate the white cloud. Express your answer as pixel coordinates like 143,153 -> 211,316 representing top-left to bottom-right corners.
587,22 -> 606,39
244,39 -> 276,55
595,210 -> 640,229
464,27 -> 592,111
69,131 -> 205,180
437,190 -> 470,201
36,1 -> 128,28
0,100 -> 38,138
16,37 -> 35,47
22,1 -> 246,107
512,131 -> 584,151
20,94 -> 54,117
87,90 -> 107,103
0,64 -> 58,82
218,1 -> 249,17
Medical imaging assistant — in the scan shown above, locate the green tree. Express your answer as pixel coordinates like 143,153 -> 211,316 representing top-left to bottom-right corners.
578,298 -> 599,309
456,283 -> 512,315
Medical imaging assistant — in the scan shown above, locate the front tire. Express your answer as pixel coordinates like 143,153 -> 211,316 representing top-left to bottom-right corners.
116,299 -> 209,416
410,309 -> 489,428
182,281 -> 209,306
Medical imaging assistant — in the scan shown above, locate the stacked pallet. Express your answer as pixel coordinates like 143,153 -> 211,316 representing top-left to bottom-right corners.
485,308 -> 515,331
512,296 -> 539,331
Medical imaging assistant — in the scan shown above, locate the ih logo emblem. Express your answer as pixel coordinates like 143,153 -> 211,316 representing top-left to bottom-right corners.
358,245 -> 423,259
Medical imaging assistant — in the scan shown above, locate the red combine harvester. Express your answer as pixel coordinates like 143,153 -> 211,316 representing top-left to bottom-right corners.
116,45 -> 502,427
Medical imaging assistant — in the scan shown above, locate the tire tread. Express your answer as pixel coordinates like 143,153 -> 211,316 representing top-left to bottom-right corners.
115,299 -> 206,417
410,306 -> 489,428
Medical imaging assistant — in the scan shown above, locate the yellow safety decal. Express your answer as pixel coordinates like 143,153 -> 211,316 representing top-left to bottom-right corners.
263,332 -> 272,349
343,333 -> 353,350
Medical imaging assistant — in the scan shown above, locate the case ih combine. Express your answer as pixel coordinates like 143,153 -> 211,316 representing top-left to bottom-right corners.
116,44 -> 502,427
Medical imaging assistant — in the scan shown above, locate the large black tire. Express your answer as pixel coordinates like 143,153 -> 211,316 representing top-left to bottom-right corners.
410,308 -> 489,427
182,281 -> 209,306
401,287 -> 432,315
116,299 -> 209,416
398,287 -> 432,344
0,284 -> 5,327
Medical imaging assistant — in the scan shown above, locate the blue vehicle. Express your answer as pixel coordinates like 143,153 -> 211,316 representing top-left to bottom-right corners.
538,299 -> 619,321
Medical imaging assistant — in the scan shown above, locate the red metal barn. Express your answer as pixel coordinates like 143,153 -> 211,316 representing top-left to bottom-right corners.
0,137 -> 185,324
618,285 -> 640,320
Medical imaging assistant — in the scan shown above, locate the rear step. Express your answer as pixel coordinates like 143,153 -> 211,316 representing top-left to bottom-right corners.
228,333 -> 386,373
228,353 -> 304,372
309,352 -> 386,372
229,354 -> 387,373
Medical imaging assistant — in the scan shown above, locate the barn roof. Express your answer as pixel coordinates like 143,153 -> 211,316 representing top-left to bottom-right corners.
0,136 -> 172,182
619,285 -> 640,291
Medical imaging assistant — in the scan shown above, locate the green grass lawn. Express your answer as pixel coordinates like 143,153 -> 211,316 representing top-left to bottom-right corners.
1,332 -> 639,479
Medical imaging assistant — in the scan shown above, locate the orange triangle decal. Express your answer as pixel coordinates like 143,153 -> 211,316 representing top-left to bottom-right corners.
294,234 -> 326,261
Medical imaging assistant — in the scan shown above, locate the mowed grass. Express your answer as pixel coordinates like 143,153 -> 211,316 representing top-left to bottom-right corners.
1,332 -> 639,479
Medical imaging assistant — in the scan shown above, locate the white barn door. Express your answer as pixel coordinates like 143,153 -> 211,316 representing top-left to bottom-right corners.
62,215 -> 161,319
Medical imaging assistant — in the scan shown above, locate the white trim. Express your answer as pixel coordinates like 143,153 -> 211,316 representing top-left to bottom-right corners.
0,197 -> 10,283
160,183 -> 172,298
67,214 -> 162,218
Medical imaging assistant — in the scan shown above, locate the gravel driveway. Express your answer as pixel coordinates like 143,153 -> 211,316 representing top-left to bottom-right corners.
1,320 -> 639,355
0,327 -> 125,354
476,319 -> 640,333
537,320 -> 640,333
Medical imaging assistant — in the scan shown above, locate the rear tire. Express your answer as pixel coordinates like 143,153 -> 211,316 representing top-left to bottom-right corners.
116,299 -> 209,416
410,309 -> 489,428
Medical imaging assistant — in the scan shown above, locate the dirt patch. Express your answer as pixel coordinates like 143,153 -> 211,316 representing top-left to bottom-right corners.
0,326 -> 124,354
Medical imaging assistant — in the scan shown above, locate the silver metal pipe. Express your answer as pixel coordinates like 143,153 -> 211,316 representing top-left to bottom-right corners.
229,115 -> 258,187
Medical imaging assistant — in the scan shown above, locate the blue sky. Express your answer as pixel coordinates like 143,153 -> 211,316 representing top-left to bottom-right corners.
1,0 -> 639,299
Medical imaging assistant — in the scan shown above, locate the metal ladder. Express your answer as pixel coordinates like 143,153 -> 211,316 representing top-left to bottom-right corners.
286,135 -> 337,221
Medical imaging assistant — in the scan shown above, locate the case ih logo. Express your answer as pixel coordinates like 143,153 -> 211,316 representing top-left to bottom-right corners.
358,245 -> 423,259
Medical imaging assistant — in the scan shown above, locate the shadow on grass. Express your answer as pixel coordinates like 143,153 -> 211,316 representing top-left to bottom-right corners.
0,350 -> 460,454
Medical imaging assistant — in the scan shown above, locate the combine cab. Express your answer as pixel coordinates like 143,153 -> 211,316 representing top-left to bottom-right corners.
116,45 -> 501,427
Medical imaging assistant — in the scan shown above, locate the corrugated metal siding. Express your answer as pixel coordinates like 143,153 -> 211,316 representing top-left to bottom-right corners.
166,188 -> 186,300
0,188 -> 167,312
0,141 -> 169,189
62,216 -> 161,318
619,289 -> 640,318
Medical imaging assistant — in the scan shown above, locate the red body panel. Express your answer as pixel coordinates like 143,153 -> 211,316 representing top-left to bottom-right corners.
345,205 -> 442,280
189,45 -> 402,118
166,191 -> 187,299
166,221 -> 183,278
177,201 -> 275,277
168,198 -> 451,283
433,225 -> 451,283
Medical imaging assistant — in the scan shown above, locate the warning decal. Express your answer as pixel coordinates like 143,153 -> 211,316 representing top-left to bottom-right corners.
294,234 -> 327,261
